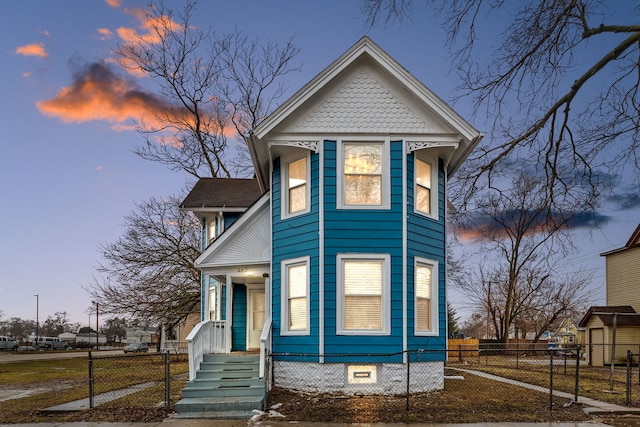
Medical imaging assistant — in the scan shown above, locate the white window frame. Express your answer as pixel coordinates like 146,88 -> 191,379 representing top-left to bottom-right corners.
413,154 -> 438,220
281,256 -> 310,335
414,257 -> 439,336
336,253 -> 391,335
337,138 -> 390,210
281,152 -> 311,219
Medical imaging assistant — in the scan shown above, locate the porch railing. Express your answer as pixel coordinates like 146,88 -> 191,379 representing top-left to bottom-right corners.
185,319 -> 226,381
259,316 -> 272,378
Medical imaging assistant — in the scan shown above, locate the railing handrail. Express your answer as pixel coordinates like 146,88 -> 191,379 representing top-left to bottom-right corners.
186,319 -> 212,381
259,316 -> 272,378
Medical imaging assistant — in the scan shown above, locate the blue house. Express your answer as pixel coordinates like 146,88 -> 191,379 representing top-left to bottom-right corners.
177,37 -> 482,415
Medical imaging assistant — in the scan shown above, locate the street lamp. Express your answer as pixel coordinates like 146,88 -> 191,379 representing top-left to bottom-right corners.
33,294 -> 39,351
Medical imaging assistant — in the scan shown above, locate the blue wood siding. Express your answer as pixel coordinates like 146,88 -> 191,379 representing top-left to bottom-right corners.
406,155 -> 447,353
271,153 -> 321,355
323,140 -> 405,356
231,284 -> 247,351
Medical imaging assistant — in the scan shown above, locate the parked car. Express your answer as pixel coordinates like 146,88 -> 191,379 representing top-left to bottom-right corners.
123,342 -> 149,353
31,336 -> 70,350
0,336 -> 18,351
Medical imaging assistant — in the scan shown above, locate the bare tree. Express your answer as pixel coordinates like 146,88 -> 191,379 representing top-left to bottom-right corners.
451,174 -> 594,342
86,195 -> 201,328
363,0 -> 640,213
115,0 -> 300,179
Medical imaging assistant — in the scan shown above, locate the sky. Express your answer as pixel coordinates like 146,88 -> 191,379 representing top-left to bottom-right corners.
1,0 -> 638,329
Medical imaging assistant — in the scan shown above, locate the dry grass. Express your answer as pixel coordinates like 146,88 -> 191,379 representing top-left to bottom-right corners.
0,355 -> 188,424
1,354 -> 639,424
265,369 -> 592,424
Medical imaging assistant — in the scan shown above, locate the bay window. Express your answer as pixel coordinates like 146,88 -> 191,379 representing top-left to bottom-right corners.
337,254 -> 390,335
415,258 -> 438,335
282,154 -> 310,218
281,257 -> 310,334
339,140 -> 389,209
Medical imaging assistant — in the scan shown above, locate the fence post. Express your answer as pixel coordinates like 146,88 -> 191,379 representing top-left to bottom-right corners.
574,345 -> 580,403
88,351 -> 94,409
549,351 -> 554,411
516,342 -> 519,369
405,350 -> 410,411
626,350 -> 632,406
165,351 -> 171,410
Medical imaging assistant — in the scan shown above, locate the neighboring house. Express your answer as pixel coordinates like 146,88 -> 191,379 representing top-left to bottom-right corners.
555,318 -> 579,346
178,37 -> 482,415
579,223 -> 640,366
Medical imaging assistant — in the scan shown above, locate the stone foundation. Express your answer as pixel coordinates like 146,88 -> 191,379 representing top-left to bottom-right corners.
273,360 -> 444,394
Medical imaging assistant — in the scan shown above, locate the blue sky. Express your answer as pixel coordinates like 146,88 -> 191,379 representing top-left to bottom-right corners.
1,0 -> 638,328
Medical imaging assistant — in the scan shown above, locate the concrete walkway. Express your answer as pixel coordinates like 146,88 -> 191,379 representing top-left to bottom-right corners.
0,422 -> 619,427
450,367 -> 640,415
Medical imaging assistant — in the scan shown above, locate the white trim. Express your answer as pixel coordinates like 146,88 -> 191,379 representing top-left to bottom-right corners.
402,140 -> 408,356
414,257 -> 439,336
337,137 -> 391,210
413,153 -> 439,221
280,151 -> 311,220
319,140 -> 325,359
281,256 -> 311,336
270,140 -> 320,153
336,253 -> 391,335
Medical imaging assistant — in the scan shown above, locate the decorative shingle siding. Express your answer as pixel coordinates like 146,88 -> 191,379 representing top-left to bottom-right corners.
292,69 -> 436,134
271,155 -> 321,355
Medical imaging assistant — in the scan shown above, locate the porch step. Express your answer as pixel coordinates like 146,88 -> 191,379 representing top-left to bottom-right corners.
175,353 -> 265,419
173,396 -> 264,418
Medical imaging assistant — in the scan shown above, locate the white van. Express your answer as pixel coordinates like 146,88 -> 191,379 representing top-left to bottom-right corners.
0,336 -> 18,351
31,336 -> 69,350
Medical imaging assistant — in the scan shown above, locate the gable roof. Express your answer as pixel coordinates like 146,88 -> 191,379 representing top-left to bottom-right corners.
179,178 -> 262,212
600,223 -> 640,257
578,305 -> 640,327
245,36 -> 483,191
194,193 -> 270,270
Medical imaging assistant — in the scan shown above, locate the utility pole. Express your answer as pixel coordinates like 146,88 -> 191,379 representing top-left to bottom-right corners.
33,294 -> 39,351
93,301 -> 99,350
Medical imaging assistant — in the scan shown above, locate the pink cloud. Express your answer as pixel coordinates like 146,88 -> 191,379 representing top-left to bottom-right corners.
97,28 -> 114,40
36,62 -> 173,130
16,43 -> 48,58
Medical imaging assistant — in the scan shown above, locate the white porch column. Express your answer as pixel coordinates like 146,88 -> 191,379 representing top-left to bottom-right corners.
225,274 -> 233,353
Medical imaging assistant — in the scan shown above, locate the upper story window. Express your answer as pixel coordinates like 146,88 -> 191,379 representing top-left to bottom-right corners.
336,253 -> 390,335
207,217 -> 217,245
281,256 -> 310,335
282,154 -> 310,219
338,139 -> 390,209
415,258 -> 438,336
414,155 -> 438,219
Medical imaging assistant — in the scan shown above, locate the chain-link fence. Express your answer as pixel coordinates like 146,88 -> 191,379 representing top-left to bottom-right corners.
269,344 -> 640,411
89,352 -> 174,410
627,351 -> 640,406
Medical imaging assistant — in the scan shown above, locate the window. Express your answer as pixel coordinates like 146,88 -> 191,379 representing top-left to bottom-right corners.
281,257 -> 310,335
415,258 -> 438,335
339,140 -> 389,208
415,157 -> 437,217
337,254 -> 390,335
207,217 -> 217,244
282,155 -> 310,218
